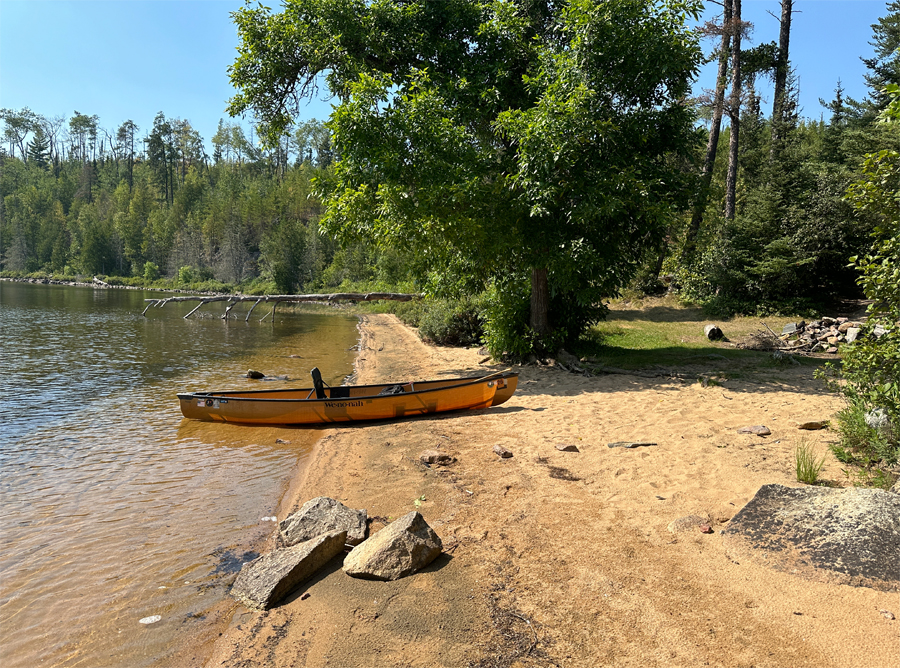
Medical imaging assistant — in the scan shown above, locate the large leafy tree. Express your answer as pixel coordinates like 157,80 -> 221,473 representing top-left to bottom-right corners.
228,0 -> 703,354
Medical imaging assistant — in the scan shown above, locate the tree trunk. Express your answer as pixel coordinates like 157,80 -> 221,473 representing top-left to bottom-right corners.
772,0 -> 793,127
682,0 -> 733,263
724,0 -> 742,221
771,0 -> 793,152
530,267 -> 551,338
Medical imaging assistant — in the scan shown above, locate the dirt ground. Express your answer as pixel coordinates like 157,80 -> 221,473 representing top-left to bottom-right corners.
200,313 -> 898,668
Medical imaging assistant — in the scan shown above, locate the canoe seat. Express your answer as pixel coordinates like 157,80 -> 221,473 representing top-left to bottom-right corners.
377,384 -> 406,395
330,387 -> 351,399
310,367 -> 326,399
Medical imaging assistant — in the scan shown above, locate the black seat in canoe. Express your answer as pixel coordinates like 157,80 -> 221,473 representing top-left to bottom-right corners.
310,367 -> 326,399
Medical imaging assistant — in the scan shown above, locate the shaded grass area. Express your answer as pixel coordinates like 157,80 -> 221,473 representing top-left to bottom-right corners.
572,295 -> 829,377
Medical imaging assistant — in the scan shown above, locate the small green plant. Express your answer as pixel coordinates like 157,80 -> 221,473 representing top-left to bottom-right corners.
413,494 -> 426,509
795,439 -> 827,485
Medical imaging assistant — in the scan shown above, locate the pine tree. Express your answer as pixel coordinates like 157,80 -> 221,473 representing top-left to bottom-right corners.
27,127 -> 51,169
862,0 -> 900,111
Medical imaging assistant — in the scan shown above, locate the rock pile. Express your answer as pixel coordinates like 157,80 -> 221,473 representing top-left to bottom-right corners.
230,497 -> 443,609
775,317 -> 871,354
740,317 -> 883,355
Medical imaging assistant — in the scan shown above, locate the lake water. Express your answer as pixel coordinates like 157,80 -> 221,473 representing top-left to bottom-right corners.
0,282 -> 359,667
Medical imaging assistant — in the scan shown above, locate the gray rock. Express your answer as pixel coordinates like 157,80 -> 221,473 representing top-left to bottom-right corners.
667,513 -> 710,533
723,484 -> 900,592
280,497 -> 367,547
420,450 -> 456,466
873,324 -> 888,338
555,444 -> 580,452
890,478 -> 900,494
493,444 -> 513,458
737,425 -> 771,436
343,511 -> 442,581
704,324 -> 724,341
797,421 -> 828,430
607,441 -> 658,448
845,327 -> 861,343
865,409 -> 895,441
231,530 -> 347,609
781,322 -> 804,335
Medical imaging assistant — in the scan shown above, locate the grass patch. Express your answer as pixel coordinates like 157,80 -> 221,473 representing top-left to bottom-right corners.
795,439 -> 827,485
572,295 -> 824,372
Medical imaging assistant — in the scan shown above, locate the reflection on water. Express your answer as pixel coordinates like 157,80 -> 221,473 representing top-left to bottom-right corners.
0,282 -> 358,668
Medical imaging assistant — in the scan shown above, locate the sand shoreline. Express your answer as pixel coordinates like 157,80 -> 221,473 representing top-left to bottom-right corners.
199,312 -> 897,668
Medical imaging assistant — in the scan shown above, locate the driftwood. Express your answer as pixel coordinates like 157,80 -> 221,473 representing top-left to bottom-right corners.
142,292 -> 420,321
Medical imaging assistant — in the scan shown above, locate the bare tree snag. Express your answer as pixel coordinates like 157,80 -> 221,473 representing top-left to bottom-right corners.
682,0 -> 733,263
771,0 -> 795,152
724,0 -> 742,221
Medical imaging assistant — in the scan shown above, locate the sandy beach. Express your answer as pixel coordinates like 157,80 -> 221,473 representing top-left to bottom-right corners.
197,312 -> 897,668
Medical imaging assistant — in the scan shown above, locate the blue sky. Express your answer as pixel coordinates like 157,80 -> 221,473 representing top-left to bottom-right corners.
0,0 -> 892,151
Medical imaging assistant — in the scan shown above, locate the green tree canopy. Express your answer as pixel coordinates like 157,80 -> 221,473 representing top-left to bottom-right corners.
228,0 -> 703,354
242,0 -> 701,352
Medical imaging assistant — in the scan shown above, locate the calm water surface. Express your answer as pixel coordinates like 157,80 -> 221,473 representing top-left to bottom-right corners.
0,282 -> 359,667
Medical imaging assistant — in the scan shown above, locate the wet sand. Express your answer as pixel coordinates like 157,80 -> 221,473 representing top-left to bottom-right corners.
197,313 -> 898,668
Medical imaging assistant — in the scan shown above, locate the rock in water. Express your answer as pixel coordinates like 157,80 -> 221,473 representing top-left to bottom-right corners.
722,484 -> 900,592
280,497 -> 367,547
246,369 -> 265,379
343,511 -> 442,581
231,530 -> 347,609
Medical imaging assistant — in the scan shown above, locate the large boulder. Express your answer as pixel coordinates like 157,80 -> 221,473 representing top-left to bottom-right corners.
343,511 -> 442,581
231,530 -> 347,609
280,496 -> 367,547
722,484 -> 900,592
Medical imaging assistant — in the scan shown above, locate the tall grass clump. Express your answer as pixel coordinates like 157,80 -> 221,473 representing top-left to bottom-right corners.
795,439 -> 827,485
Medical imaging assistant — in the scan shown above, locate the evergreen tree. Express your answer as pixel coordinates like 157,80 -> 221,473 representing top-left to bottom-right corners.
27,127 -> 51,169
862,1 -> 900,111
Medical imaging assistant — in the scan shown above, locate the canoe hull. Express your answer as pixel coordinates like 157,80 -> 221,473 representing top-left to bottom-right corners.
178,372 -> 517,425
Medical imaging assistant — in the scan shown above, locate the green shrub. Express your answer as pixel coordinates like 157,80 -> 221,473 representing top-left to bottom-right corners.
417,296 -> 484,347
391,300 -> 428,328
142,261 -> 160,281
177,265 -> 195,284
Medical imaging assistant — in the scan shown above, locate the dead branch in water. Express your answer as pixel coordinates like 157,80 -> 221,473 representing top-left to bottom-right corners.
141,292 -> 421,321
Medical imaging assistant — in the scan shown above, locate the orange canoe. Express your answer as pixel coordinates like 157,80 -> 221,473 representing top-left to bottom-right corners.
178,371 -> 518,425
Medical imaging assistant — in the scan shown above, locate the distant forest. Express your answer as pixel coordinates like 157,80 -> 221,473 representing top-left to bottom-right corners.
1,0 -> 898,320
0,112 -> 392,294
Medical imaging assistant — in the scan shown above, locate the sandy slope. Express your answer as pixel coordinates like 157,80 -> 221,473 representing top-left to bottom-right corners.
201,313 -> 898,668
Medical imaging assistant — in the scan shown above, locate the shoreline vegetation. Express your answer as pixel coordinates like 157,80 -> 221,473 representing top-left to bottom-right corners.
6,273 -> 895,487
191,312 -> 897,668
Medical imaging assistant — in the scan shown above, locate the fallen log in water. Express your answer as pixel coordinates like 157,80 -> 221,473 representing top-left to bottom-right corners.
141,292 -> 421,321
